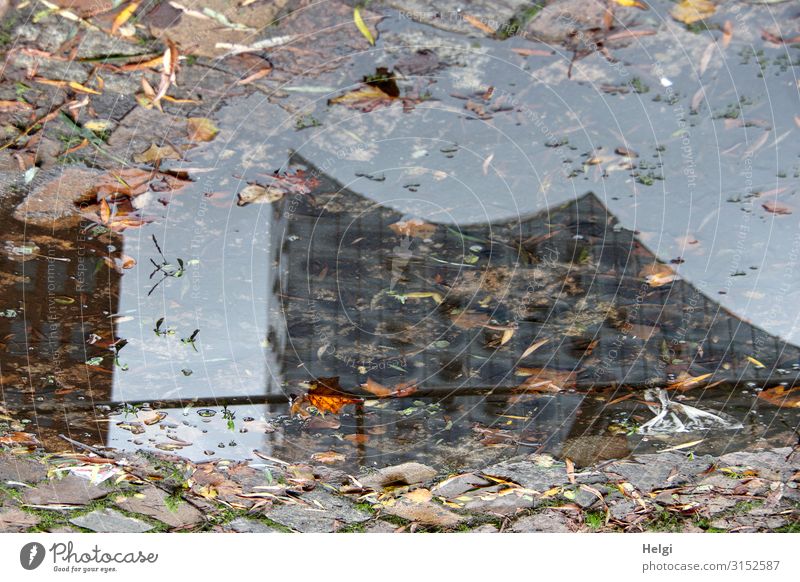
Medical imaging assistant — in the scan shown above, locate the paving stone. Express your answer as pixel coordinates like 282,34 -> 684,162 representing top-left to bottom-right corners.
480,455 -> 569,491
365,519 -> 401,533
227,517 -> 278,533
609,499 -> 637,521
509,510 -> 577,533
69,508 -> 153,533
603,453 -> 715,492
114,486 -> 204,529
265,489 -> 369,533
381,498 -> 465,528
359,462 -> 437,490
717,448 -> 796,482
12,168 -> 98,229
384,0 -> 529,36
462,491 -> 536,516
22,474 -> 108,506
431,473 -> 490,499
0,452 -> 47,484
472,524 -> 499,533
0,507 -> 39,532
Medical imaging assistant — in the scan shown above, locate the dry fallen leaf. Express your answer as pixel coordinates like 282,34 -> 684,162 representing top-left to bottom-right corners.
389,218 -> 437,239
521,338 -> 549,359
236,184 -> 284,206
294,377 -> 363,416
640,263 -> 677,287
133,143 -> 182,164
762,201 -> 792,215
311,451 -> 346,464
187,117 -> 219,142
0,431 -> 40,446
757,385 -> 800,408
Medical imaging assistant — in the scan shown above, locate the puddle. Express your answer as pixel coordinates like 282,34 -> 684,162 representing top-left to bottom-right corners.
2,1 -> 799,471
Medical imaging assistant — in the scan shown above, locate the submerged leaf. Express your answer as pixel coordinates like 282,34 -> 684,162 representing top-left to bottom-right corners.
187,117 -> 219,142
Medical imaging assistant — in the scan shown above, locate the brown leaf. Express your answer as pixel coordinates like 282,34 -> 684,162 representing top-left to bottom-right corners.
133,143 -> 182,164
462,14 -> 495,35
0,432 -> 40,447
758,385 -> 800,408
515,368 -> 577,392
304,377 -> 362,415
363,377 -> 393,398
311,451 -> 345,464
389,218 -> 437,239
762,201 -> 792,215
186,117 -> 219,142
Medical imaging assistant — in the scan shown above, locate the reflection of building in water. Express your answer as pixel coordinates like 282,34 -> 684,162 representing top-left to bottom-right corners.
0,219 -> 120,449
280,158 -> 800,394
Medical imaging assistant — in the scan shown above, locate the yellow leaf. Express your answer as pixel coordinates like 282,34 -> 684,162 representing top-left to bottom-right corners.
612,0 -> 648,8
111,1 -> 140,35
746,356 -> 765,368
500,327 -> 514,345
671,0 -> 716,25
405,291 -> 443,304
353,7 -> 375,46
68,81 -> 102,95
520,338 -> 549,359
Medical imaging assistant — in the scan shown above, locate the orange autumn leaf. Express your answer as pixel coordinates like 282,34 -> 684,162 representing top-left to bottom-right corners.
0,432 -> 40,447
111,1 -> 140,35
363,377 -> 393,398
463,14 -> 495,35
757,385 -> 800,408
362,377 -> 419,398
389,218 -> 437,239
304,377 -> 362,415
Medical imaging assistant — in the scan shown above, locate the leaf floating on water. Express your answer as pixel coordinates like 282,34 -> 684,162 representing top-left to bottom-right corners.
311,451 -> 346,464
133,143 -> 182,164
611,0 -> 648,8
671,0 -> 716,25
640,263 -> 677,287
515,368 -> 577,392
353,7 -> 375,46
521,338 -> 549,359
186,117 -> 219,142
757,385 -> 800,408
0,432 -> 40,447
389,218 -> 437,239
762,201 -> 792,215
668,372 -> 714,391
236,184 -> 284,206
363,377 -> 393,398
329,84 -> 396,112
746,356 -> 766,369
462,14 -> 495,35
292,377 -> 362,416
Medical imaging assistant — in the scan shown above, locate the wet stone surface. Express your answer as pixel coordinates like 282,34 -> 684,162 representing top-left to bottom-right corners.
70,508 -> 154,533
